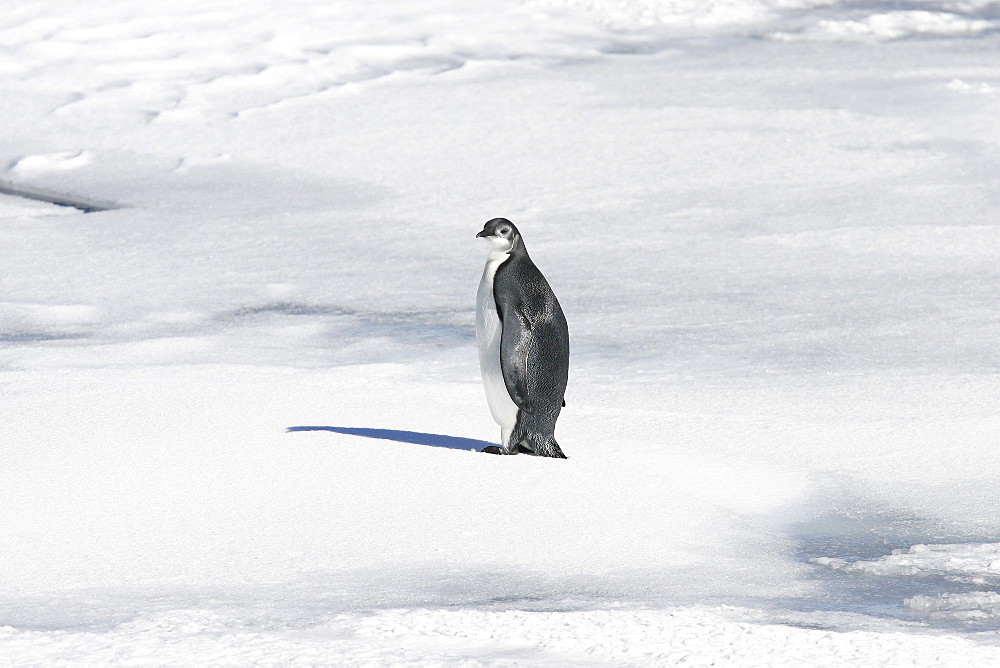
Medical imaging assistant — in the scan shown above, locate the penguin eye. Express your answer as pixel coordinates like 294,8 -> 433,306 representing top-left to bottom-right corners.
499,227 -> 510,235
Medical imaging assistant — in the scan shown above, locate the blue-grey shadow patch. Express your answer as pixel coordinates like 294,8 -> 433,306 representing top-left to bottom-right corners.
0,332 -> 89,343
0,179 -> 121,213
770,507 -> 1000,632
287,426 -> 492,452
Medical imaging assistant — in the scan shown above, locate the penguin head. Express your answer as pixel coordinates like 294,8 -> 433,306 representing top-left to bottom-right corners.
476,218 -> 520,254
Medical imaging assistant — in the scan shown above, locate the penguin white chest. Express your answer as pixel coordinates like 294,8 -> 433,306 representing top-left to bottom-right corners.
476,252 -> 519,445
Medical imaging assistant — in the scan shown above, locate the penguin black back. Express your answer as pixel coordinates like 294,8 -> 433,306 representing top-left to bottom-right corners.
475,218 -> 569,458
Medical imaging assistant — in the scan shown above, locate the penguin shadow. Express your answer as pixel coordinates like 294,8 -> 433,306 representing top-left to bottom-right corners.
286,426 -> 493,452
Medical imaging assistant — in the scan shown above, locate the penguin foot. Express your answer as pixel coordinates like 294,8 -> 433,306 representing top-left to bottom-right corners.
481,445 -> 533,455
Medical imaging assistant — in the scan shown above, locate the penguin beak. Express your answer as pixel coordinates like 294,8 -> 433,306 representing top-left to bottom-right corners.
475,229 -> 490,238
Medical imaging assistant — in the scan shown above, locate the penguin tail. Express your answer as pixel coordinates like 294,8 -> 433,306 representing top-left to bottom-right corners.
525,434 -> 567,459
540,439 -> 568,459
510,417 -> 567,458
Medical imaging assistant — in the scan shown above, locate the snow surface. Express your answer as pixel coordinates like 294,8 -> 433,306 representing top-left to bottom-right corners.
3,0 -> 1000,664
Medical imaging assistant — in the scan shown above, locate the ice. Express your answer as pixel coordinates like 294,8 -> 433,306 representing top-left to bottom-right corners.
906,592 -> 1000,622
813,543 -> 1000,586
771,11 -> 1000,42
3,0 -> 1000,663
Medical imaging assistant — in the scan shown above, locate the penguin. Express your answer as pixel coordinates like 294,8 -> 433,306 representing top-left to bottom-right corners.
475,218 -> 569,458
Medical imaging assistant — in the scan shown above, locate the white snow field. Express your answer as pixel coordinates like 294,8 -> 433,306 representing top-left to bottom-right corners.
3,0 -> 1000,664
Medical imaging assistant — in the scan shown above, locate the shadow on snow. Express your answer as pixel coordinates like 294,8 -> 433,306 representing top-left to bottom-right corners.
286,426 -> 492,452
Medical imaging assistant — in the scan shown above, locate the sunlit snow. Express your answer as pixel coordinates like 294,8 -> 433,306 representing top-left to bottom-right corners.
3,0 -> 1000,664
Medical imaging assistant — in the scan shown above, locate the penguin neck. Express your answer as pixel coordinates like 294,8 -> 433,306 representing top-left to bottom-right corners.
486,246 -> 512,264
485,238 -> 526,265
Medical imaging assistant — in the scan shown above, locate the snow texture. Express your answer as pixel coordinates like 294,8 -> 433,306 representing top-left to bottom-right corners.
3,0 -> 1000,664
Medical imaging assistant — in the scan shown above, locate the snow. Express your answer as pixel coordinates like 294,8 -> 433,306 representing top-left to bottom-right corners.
3,0 -> 1000,664
7,606 -> 1000,665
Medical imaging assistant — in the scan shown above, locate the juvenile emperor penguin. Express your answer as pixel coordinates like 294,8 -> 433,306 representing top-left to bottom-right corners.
475,218 -> 569,458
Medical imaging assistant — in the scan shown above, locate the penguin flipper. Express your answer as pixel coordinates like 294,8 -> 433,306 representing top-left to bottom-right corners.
498,303 -> 534,414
